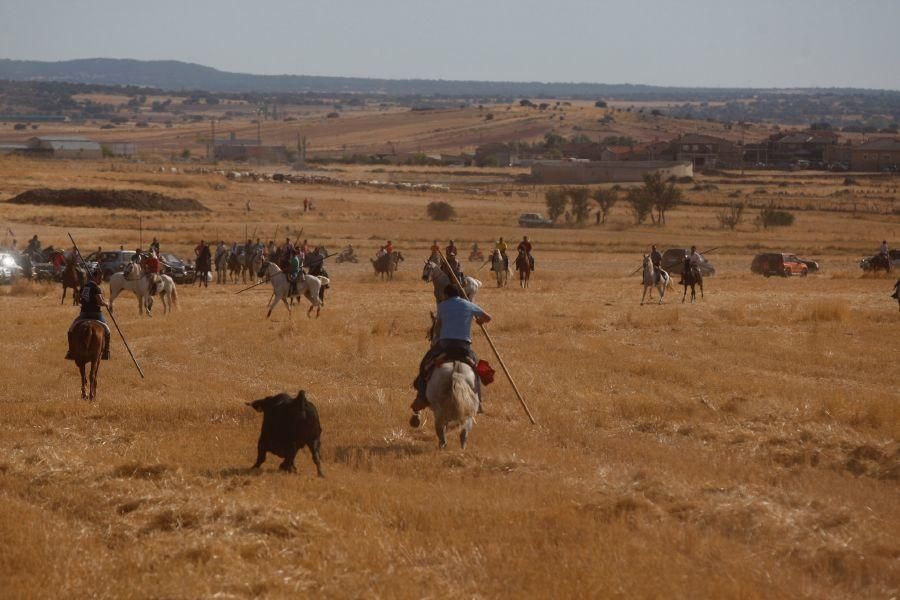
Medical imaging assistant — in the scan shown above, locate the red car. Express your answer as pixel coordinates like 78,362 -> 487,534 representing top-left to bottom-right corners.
751,253 -> 809,277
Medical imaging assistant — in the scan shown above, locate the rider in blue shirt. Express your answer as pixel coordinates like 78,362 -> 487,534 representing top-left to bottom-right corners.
411,285 -> 491,424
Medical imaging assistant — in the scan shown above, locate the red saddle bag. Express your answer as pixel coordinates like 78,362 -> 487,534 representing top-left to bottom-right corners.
476,360 -> 496,386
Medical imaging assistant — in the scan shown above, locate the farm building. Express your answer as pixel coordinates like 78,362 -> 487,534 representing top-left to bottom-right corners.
105,142 -> 137,157
213,135 -> 289,163
849,138 -> 900,171
25,136 -> 102,159
672,133 -> 741,168
531,160 -> 693,184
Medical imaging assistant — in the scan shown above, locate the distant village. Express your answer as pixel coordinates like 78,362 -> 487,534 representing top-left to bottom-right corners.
1,123 -> 898,186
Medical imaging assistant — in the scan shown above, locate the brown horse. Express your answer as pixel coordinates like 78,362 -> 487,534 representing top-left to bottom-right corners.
515,250 -> 532,288
371,251 -> 404,280
61,258 -> 86,305
70,320 -> 105,401
682,258 -> 704,303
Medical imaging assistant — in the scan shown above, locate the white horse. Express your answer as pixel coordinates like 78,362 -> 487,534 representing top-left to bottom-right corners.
421,261 -> 481,304
640,255 -> 671,305
157,274 -> 178,314
490,249 -> 509,287
258,261 -> 329,318
109,263 -> 154,316
214,251 -> 228,284
249,250 -> 265,284
426,361 -> 479,449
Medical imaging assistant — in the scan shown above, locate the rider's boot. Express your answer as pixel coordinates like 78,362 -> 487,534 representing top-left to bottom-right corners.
65,330 -> 76,360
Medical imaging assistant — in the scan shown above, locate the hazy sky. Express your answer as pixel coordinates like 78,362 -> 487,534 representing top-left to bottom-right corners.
1,0 -> 898,89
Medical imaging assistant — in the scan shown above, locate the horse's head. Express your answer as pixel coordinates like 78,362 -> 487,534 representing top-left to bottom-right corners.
124,262 -> 141,280
394,251 -> 404,262
257,261 -> 271,279
421,260 -> 437,282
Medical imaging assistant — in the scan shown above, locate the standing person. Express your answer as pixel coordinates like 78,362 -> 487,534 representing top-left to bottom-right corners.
142,249 -> 161,296
430,240 -> 441,259
10,239 -> 18,253
879,240 -> 889,259
66,268 -> 111,361
287,248 -> 304,295
517,235 -> 534,271
26,235 -> 41,255
303,198 -> 309,213
410,285 -> 492,424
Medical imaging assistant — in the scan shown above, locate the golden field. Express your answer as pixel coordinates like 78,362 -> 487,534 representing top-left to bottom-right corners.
0,158 -> 898,599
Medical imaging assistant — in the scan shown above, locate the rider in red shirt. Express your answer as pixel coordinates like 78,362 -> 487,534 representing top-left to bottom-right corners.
385,240 -> 395,255
517,236 -> 534,271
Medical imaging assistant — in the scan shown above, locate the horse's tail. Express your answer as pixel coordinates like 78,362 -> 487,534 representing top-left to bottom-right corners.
449,363 -> 478,424
666,275 -> 674,290
170,284 -> 178,309
317,276 -> 330,287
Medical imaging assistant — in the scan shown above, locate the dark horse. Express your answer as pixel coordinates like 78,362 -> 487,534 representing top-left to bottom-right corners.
70,320 -> 105,401
371,251 -> 404,280
61,258 -> 86,305
866,253 -> 892,274
515,249 -> 532,288
682,258 -> 704,303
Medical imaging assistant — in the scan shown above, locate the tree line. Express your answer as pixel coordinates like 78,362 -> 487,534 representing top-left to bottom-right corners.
544,173 -> 683,226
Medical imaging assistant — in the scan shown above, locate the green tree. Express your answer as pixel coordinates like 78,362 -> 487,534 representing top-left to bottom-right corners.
566,187 -> 591,225
626,187 -> 653,224
640,172 -> 682,225
591,188 -> 618,224
545,188 -> 568,223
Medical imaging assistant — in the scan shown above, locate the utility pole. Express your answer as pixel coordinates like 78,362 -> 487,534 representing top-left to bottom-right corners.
256,109 -> 262,145
210,119 -> 217,164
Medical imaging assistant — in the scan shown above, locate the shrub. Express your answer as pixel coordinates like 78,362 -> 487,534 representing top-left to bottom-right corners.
758,205 -> 795,228
426,201 -> 456,221
843,177 -> 859,186
716,201 -> 745,230
326,112 -> 340,119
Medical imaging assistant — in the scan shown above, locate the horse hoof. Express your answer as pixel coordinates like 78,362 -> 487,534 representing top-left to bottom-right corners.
409,413 -> 422,428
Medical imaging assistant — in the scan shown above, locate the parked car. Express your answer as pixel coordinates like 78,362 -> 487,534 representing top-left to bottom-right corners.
661,249 -> 716,276
751,253 -> 809,277
84,250 -> 137,280
518,213 -> 554,228
0,253 -> 24,284
160,252 -> 196,284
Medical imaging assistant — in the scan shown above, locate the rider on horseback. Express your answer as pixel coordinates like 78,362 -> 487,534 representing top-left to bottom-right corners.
142,249 -> 162,296
650,244 -> 666,284
517,236 -> 535,271
288,248 -> 305,295
410,284 -> 492,426
66,268 -> 111,361
446,239 -> 458,258
495,237 -> 509,270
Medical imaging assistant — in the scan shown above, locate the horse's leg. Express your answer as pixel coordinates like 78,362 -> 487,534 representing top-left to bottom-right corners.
90,356 -> 100,401
700,279 -> 704,299
435,419 -> 447,449
309,439 -> 324,478
658,283 -> 665,305
682,284 -> 687,303
79,362 -> 87,400
61,285 -> 66,305
460,417 -> 473,450
641,286 -> 647,305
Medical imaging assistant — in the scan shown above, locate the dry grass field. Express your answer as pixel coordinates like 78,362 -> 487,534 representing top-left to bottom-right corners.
0,158 -> 898,599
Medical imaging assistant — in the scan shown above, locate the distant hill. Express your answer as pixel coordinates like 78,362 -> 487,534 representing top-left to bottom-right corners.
2,57 -> 891,100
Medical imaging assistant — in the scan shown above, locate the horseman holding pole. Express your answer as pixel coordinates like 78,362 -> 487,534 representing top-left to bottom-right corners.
66,268 -> 111,361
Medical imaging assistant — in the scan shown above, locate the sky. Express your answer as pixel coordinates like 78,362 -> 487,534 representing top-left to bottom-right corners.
1,0 -> 899,89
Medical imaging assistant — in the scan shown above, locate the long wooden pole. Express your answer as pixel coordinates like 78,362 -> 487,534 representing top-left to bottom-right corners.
68,233 -> 145,379
436,250 -> 536,425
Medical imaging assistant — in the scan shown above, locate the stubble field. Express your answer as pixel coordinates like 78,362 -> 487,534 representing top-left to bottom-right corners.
0,159 -> 898,599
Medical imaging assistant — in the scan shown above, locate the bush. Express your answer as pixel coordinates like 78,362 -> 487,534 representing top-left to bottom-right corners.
591,188 -> 618,224
717,201 -> 745,230
326,112 -> 340,118
626,188 -> 653,224
758,206 -> 795,229
426,201 -> 456,221
843,177 -> 859,186
594,100 -> 608,108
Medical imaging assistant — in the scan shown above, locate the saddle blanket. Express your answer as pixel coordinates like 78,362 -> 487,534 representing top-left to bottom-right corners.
69,317 -> 110,336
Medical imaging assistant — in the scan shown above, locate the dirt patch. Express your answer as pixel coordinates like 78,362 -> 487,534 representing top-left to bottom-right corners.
6,188 -> 208,212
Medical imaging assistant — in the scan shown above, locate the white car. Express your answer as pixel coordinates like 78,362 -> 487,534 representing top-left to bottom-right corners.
518,213 -> 554,228
0,253 -> 24,284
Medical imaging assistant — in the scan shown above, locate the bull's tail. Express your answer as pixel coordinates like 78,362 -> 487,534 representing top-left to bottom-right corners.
449,363 -> 479,425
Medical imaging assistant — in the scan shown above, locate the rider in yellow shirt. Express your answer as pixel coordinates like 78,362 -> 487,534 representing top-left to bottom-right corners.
494,237 -> 508,270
